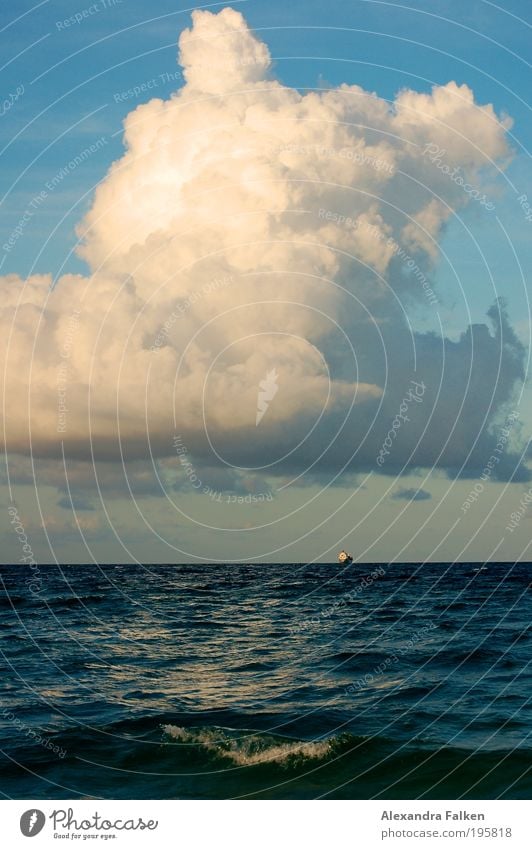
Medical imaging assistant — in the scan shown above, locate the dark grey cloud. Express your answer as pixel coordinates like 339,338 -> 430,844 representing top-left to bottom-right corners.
3,294 -> 528,512
391,487 -> 432,502
57,494 -> 95,511
179,300 -> 529,487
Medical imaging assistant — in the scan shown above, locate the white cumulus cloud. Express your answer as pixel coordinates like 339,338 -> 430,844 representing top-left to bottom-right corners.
0,7 -> 526,489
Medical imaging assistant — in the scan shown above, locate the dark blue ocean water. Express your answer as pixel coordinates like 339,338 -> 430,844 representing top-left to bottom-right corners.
0,562 -> 530,799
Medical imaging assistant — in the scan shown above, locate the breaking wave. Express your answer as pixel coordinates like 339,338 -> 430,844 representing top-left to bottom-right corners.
161,724 -> 346,767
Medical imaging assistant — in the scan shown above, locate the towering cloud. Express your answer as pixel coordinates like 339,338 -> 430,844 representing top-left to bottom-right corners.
1,8 -> 526,488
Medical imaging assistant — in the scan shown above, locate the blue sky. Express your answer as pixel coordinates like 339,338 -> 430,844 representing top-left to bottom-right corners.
1,0 -> 531,563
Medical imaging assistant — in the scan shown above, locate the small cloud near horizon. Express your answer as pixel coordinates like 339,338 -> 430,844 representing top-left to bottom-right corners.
391,488 -> 432,502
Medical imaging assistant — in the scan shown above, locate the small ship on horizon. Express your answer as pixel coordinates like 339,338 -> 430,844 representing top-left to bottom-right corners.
338,550 -> 353,565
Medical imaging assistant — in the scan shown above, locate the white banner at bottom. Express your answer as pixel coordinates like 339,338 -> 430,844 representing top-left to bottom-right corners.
1,799 -> 529,848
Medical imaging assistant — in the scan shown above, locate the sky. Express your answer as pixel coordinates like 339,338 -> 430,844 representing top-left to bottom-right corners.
1,0 -> 532,563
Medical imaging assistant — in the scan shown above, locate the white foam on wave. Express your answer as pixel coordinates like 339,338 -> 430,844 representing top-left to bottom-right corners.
161,724 -> 334,766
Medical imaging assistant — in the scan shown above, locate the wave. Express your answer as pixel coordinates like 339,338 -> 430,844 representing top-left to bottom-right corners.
3,715 -> 532,799
435,646 -> 512,665
161,724 -> 348,767
47,594 -> 106,607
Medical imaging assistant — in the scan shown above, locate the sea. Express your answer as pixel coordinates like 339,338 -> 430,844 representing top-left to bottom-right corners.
0,562 -> 530,800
